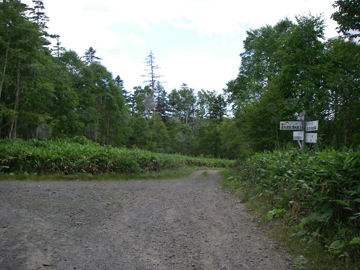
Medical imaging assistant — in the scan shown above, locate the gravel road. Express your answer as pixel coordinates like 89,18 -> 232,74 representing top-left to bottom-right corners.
0,170 -> 292,270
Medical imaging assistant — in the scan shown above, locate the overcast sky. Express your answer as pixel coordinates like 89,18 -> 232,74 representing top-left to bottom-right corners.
23,0 -> 339,93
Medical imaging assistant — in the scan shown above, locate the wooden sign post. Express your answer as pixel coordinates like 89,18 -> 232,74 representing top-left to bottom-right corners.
280,110 -> 318,152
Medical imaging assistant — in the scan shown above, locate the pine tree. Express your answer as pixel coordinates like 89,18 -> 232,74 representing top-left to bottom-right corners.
28,0 -> 49,29
51,35 -> 66,57
83,47 -> 102,64
154,81 -> 168,120
0,0 -> 52,138
115,75 -> 132,105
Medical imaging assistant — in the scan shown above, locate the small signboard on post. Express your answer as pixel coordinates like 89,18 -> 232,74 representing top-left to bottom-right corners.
280,120 -> 319,131
293,132 -> 317,143
306,121 -> 318,132
280,110 -> 318,152
293,131 -> 303,141
306,133 -> 317,143
280,121 -> 303,130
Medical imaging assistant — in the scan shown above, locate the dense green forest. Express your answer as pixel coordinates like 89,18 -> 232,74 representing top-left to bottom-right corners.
1,1 -> 360,266
1,0 -> 359,158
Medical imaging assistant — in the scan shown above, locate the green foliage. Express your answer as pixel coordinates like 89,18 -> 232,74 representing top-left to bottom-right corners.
266,208 -> 286,221
223,146 -> 360,264
166,118 -> 198,156
226,14 -> 360,152
127,114 -> 152,150
0,0 -> 52,139
0,138 -> 235,175
168,84 -> 196,124
198,119 -> 222,158
131,85 -> 152,117
332,0 -> 360,39
0,2 -> 130,147
149,113 -> 171,153
1,1 -> 359,173
197,90 -> 227,121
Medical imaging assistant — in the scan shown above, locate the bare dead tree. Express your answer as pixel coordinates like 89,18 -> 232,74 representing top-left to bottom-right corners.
142,50 -> 163,114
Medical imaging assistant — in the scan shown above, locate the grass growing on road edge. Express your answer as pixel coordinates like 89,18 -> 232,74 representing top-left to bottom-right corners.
198,171 -> 209,179
220,146 -> 360,270
221,168 -> 357,270
0,167 -> 220,182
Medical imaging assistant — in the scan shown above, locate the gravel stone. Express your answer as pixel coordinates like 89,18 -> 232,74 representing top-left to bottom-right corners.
0,170 -> 291,269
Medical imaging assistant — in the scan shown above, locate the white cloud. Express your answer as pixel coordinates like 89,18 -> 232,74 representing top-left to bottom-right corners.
34,0 -> 338,37
21,0 -> 339,93
158,50 -> 239,92
82,2 -> 113,13
160,0 -> 337,37
106,59 -> 144,90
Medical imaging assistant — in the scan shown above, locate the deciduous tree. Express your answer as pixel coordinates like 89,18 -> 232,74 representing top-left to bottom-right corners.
332,0 -> 360,38
168,84 -> 196,124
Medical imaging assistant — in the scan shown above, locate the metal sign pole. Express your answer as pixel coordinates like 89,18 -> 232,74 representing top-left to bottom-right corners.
297,140 -> 302,149
280,111 -> 317,151
301,110 -> 306,153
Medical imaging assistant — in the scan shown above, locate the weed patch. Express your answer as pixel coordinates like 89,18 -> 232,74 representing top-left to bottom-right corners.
198,171 -> 209,179
0,137 -> 235,176
221,147 -> 360,269
0,167 -> 212,182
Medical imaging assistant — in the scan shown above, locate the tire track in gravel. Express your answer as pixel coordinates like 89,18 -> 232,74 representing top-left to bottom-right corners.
0,170 -> 292,270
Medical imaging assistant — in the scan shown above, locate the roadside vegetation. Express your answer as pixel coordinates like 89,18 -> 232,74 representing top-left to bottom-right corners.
1,1 -> 360,160
0,167 -> 202,182
221,146 -> 360,269
1,1 -> 360,269
0,137 -> 234,177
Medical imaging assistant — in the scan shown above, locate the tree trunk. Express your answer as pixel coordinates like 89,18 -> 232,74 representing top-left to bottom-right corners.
9,61 -> 20,138
94,120 -> 98,142
151,79 -> 155,116
333,113 -> 338,150
332,92 -> 339,149
12,116 -> 18,139
0,36 -> 10,99
106,116 -> 110,145
276,121 -> 280,149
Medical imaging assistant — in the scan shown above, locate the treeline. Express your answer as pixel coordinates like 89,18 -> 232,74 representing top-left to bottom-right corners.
0,0 -> 230,158
0,1 -> 129,146
0,0 -> 238,158
1,1 -> 359,159
225,13 -> 360,152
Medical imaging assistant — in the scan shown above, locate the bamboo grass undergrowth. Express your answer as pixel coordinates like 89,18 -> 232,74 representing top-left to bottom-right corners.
220,146 -> 360,270
0,137 -> 234,176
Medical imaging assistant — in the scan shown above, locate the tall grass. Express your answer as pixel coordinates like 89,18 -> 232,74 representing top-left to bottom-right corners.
0,137 -> 234,175
222,146 -> 360,267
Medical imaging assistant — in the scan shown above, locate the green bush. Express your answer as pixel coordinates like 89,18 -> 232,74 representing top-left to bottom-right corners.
223,146 -> 360,262
0,138 -> 235,175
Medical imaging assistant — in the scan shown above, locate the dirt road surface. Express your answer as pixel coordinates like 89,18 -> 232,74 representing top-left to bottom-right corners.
0,170 -> 292,270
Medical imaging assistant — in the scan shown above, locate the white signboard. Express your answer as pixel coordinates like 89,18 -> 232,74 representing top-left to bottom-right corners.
293,132 -> 317,143
306,121 -> 319,131
293,131 -> 303,140
280,121 -> 303,130
306,133 -> 317,143
281,120 -> 319,131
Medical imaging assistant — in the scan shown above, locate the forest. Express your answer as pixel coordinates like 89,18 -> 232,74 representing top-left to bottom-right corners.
1,1 -> 360,266
0,0 -> 359,159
